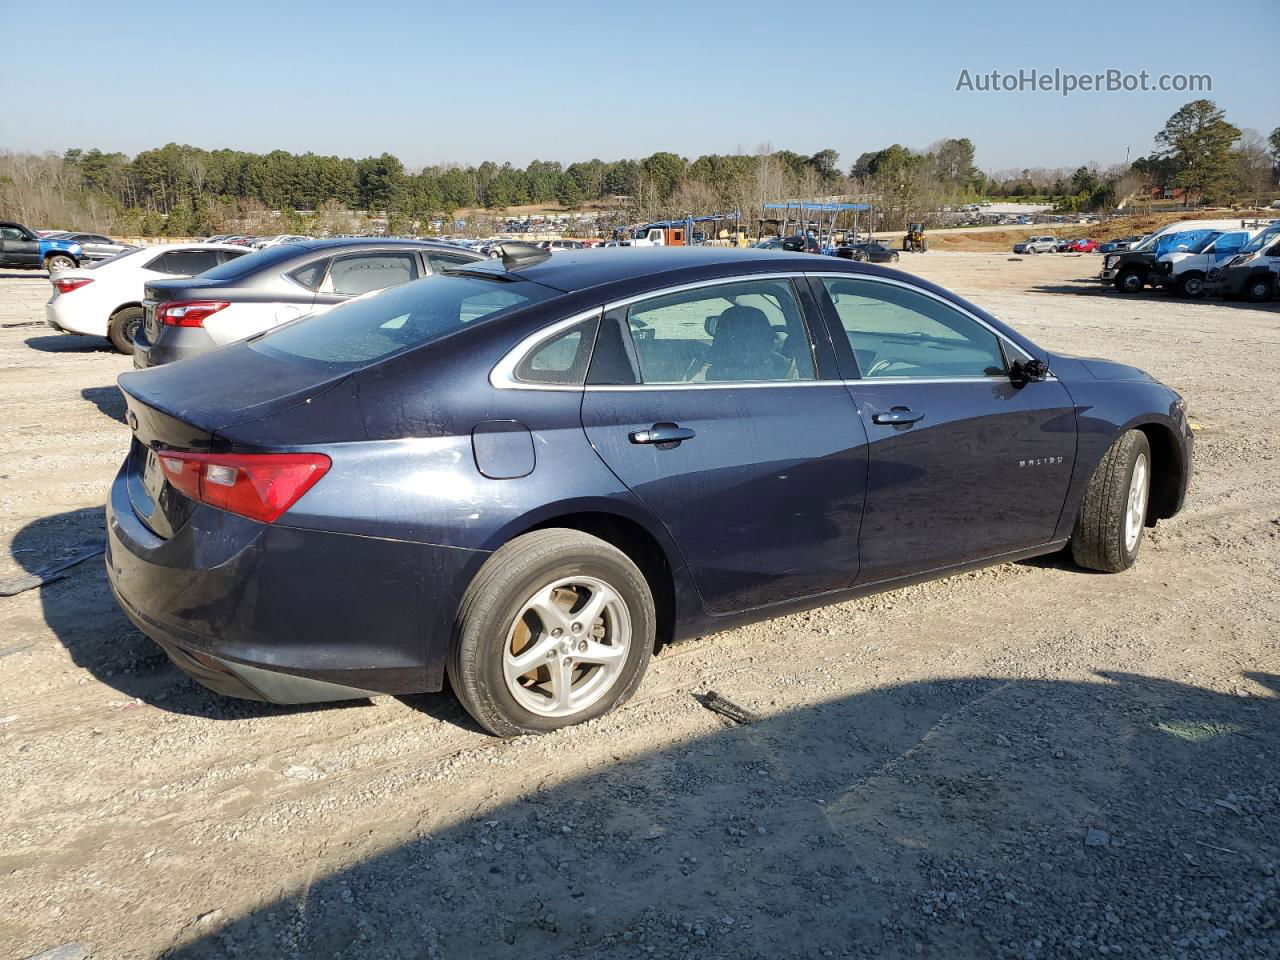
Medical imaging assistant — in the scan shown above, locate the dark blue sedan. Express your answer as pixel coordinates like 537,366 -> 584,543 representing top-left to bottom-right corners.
106,247 -> 1193,736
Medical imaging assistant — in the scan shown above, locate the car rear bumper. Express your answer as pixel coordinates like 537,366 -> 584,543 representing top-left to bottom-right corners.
132,325 -> 218,368
46,300 -> 104,337
105,459 -> 486,702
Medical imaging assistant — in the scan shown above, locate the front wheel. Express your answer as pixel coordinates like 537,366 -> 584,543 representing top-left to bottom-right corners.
890,253 -> 900,263
108,306 -> 144,355
45,254 -> 75,273
1115,269 -> 1144,294
448,529 -> 655,737
1246,276 -> 1274,302
1070,430 -> 1151,573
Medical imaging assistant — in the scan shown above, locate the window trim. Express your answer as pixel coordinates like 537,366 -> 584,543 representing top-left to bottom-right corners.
807,272 -> 1046,383
313,248 -> 423,298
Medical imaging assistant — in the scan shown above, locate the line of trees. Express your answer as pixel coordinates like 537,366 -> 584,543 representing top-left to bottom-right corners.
0,100 -> 1274,237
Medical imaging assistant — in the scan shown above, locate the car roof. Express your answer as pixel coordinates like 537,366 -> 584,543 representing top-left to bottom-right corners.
287,237 -> 466,253
467,246 -> 837,293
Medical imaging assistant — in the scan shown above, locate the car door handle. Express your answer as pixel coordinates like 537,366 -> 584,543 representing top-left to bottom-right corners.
872,407 -> 926,425
630,423 -> 696,445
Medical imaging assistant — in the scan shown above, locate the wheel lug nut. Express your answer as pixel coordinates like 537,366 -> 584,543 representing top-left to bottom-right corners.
578,640 -> 587,652
571,622 -> 582,633
551,627 -> 563,637
546,650 -> 556,660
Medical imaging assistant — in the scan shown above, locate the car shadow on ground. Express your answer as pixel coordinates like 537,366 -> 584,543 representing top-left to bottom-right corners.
0,271 -> 49,280
154,670 -> 1277,960
80,385 -> 127,423
1029,281 -> 1280,310
11,507 -> 372,722
24,333 -> 115,353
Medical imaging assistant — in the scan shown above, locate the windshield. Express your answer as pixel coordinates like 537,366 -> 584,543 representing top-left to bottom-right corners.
1155,230 -> 1219,256
1240,228 -> 1280,254
250,274 -> 558,369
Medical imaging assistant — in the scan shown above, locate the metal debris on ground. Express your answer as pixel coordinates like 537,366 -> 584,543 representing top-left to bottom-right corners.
0,543 -> 105,597
696,690 -> 760,725
22,944 -> 90,960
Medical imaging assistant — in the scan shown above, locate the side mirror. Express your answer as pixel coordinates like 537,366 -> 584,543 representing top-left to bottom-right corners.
1010,358 -> 1049,386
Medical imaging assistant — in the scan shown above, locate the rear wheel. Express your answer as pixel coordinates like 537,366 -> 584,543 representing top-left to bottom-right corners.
1115,268 -> 1144,294
1070,430 -> 1151,573
1246,275 -> 1275,302
448,529 -> 655,737
45,254 -> 75,273
108,306 -> 144,355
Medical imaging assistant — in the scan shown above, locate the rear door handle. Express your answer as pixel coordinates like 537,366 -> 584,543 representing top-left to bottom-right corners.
872,407 -> 925,425
630,423 -> 696,446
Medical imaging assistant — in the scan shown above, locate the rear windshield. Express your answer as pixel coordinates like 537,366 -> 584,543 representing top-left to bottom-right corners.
249,274 -> 557,369
195,243 -> 308,281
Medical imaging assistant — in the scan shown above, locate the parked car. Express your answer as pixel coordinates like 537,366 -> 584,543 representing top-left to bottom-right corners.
133,238 -> 486,368
1059,238 -> 1099,254
753,236 -> 806,252
1100,219 -> 1252,293
1154,226 -> 1262,298
834,241 -> 899,263
45,244 -> 250,353
41,231 -> 138,262
1012,236 -> 1059,254
539,240 -> 585,253
108,247 -> 1193,736
1203,225 -> 1280,302
1098,235 -> 1145,254
0,221 -> 86,272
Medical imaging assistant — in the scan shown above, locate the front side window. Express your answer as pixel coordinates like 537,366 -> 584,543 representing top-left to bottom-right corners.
821,277 -> 1007,380
1209,232 -> 1249,258
623,278 -> 815,384
1,226 -> 27,240
325,252 -> 419,296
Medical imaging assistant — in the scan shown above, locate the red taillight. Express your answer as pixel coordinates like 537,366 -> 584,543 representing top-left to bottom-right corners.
53,277 -> 93,294
158,300 -> 229,327
157,451 -> 331,524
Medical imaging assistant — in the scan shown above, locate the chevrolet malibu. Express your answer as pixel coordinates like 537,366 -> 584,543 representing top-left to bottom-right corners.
107,247 -> 1193,736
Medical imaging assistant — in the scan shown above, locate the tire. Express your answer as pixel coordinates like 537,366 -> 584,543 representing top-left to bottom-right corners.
1070,430 -> 1152,573
902,239 -> 909,252
107,306 -> 144,355
1246,275 -> 1274,303
1175,273 -> 1205,299
1115,268 -> 1144,294
853,250 -> 868,262
447,529 -> 655,737
890,253 -> 899,263
921,239 -> 928,252
45,254 -> 75,273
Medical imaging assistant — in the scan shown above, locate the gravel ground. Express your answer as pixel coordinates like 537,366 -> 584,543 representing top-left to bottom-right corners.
0,254 -> 1277,960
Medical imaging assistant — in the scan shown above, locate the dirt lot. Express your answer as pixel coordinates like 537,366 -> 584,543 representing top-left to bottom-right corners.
1,254 -> 1277,960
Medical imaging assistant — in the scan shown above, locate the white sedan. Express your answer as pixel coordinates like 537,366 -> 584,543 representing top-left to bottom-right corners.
44,243 -> 250,354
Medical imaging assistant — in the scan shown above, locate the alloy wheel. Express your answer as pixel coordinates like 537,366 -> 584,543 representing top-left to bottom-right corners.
503,576 -> 631,718
1124,452 -> 1149,553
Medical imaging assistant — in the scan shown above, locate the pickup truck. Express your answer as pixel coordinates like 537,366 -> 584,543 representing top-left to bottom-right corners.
0,221 -> 86,273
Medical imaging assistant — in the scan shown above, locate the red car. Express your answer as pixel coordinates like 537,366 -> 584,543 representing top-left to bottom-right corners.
1062,238 -> 1099,253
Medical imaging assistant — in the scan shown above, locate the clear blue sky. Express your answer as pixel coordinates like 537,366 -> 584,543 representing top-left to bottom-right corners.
1,0 -> 1274,173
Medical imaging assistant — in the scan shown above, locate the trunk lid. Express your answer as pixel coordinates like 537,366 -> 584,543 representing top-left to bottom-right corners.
118,341 -> 352,537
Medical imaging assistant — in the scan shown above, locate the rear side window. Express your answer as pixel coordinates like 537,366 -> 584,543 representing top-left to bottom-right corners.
326,252 -> 418,296
147,249 -> 222,275
623,278 -> 815,384
514,318 -> 598,385
250,274 -> 557,369
288,257 -> 330,291
426,251 -> 479,273
822,277 -> 1006,379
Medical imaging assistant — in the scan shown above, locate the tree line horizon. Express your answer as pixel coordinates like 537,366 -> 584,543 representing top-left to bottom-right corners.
1,100 -> 1274,236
